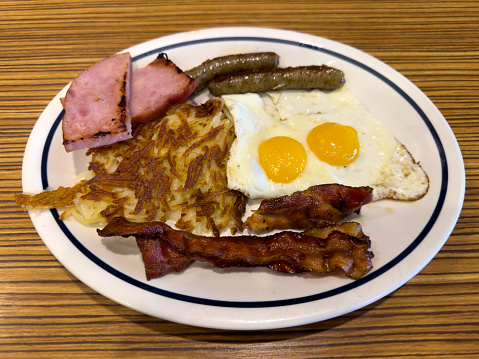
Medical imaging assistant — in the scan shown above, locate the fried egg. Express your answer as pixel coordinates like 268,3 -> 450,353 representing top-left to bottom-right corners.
222,86 -> 429,201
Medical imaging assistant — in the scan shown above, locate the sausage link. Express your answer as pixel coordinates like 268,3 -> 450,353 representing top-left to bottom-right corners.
186,52 -> 280,92
208,65 -> 345,96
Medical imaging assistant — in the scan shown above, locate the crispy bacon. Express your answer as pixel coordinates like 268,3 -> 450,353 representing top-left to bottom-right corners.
245,184 -> 373,232
135,238 -> 193,280
98,217 -> 374,280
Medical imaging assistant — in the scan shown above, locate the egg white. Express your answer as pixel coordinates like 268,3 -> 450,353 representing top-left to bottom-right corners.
223,86 -> 428,201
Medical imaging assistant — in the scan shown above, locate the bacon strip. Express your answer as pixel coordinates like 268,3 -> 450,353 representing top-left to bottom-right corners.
245,184 -> 373,232
135,238 -> 193,280
98,217 -> 374,280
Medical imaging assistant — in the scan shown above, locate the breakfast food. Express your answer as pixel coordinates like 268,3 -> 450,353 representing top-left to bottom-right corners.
108,198 -> 373,280
98,186 -> 375,280
135,234 -> 194,279
62,52 -> 197,152
17,49 -> 431,283
223,86 -> 429,201
98,216 -> 374,280
130,53 -> 197,124
62,53 -> 133,152
245,184 -> 373,232
208,65 -> 345,96
186,52 -> 280,92
18,98 -> 246,236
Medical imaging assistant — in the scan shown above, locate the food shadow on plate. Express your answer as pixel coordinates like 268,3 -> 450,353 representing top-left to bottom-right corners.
206,262 -> 356,281
100,236 -> 140,256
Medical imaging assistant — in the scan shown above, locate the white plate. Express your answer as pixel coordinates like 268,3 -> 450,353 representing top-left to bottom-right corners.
22,27 -> 465,330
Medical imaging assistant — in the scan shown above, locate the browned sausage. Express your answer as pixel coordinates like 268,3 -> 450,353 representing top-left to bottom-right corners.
186,52 -> 280,93
207,65 -> 345,96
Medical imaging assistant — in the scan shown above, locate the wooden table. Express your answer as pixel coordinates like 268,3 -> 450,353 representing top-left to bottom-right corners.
2,1 -> 478,357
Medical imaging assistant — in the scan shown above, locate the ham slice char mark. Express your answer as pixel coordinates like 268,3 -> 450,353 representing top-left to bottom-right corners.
130,53 -> 198,124
62,52 -> 198,152
62,53 -> 133,152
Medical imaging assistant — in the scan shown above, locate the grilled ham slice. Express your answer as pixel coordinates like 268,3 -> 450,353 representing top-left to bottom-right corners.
62,53 -> 133,152
130,53 -> 198,124
61,52 -> 198,152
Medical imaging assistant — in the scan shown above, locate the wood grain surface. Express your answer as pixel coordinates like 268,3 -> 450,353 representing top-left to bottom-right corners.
1,1 -> 478,358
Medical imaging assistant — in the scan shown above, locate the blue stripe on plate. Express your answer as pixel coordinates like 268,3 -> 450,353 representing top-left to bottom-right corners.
41,36 -> 447,308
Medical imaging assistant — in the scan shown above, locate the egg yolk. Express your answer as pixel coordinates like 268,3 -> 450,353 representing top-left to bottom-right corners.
307,122 -> 359,166
258,136 -> 307,183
